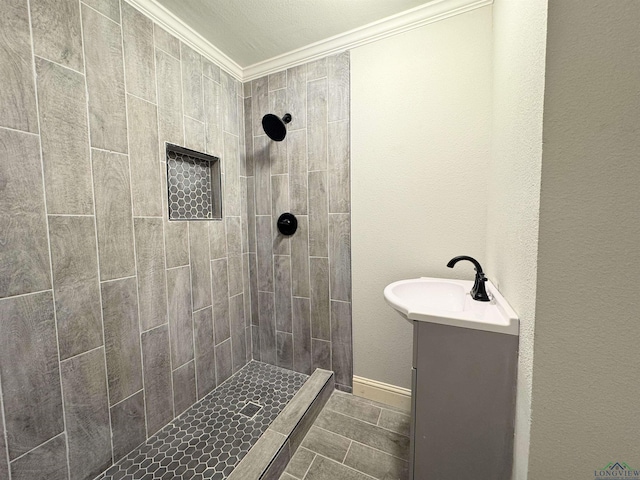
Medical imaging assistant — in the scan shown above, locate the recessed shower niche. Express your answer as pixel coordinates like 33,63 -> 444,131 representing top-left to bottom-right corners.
166,143 -> 222,220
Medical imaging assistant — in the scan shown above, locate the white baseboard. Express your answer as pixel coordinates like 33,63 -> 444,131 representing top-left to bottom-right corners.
352,375 -> 412,411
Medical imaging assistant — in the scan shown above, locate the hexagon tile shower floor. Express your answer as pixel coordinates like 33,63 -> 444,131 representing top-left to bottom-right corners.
96,362 -> 307,480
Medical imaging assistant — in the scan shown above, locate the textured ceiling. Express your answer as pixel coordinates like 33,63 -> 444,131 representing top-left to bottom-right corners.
154,0 -> 430,67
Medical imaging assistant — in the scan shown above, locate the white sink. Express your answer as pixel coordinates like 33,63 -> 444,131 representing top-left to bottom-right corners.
384,277 -> 519,335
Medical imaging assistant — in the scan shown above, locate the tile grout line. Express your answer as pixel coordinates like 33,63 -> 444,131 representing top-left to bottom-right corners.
119,0 -> 150,445
304,450 -> 378,480
78,0 -> 114,475
310,423 -> 409,464
151,22 -> 177,425
33,53 -> 83,76
203,54 -> 220,395
80,1 -> 120,27
0,354 -> 11,478
26,0 -> 73,476
0,124 -> 40,136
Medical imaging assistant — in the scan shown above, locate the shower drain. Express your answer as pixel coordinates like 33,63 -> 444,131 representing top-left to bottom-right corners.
239,402 -> 262,418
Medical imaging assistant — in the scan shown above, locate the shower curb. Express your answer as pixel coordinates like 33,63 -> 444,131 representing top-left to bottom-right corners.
228,368 -> 335,480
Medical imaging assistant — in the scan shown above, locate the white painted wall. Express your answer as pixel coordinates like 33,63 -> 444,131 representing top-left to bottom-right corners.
486,1 -> 548,478
528,1 -> 640,477
350,6 -> 493,389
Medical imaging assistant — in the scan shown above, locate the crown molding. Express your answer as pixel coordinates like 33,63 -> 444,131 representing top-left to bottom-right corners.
243,0 -> 493,81
125,0 -> 243,80
126,0 -> 492,83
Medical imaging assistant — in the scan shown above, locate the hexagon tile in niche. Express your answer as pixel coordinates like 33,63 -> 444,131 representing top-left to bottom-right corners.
166,143 -> 222,221
97,361 -> 308,480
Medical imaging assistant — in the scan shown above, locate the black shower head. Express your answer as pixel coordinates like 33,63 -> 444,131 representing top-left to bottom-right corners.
262,113 -> 292,141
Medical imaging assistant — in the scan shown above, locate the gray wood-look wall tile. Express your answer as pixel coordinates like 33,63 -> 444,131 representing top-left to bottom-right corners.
209,219 -> 227,260
226,216 -> 242,256
258,292 -> 276,365
307,78 -> 328,171
153,24 -> 179,58
215,339 -> 232,385
110,390 -> 146,462
292,297 -> 312,375
308,171 -> 328,257
327,52 -> 350,122
127,94 -> 162,217
256,216 -> 274,292
331,301 -> 353,387
92,149 -> 136,281
181,44 -> 203,121
246,177 -> 257,252
276,331 -> 293,370
268,90 -> 288,175
0,0 -> 38,132
249,253 -> 259,326
328,120 -> 350,214
0,292 -> 63,459
204,77 -> 223,157
240,180 -> 250,253
254,135 -> 271,216
156,49 -> 184,146
133,218 -> 167,331
184,116 -> 206,152
221,71 -> 239,136
0,130 -> 51,298
189,222 -> 213,311
251,77 -> 268,135
36,58 -> 93,215
30,0 -> 83,72
224,132 -> 241,216
166,266 -> 194,368
268,71 -> 286,91
274,255 -> 292,333
211,258 -> 230,345
307,58 -> 327,81
271,175 -> 290,255
311,338 -> 331,371
157,160 -> 189,270
141,325 -> 174,436
230,294 -> 247,373
9,434 -> 68,480
49,216 -> 103,360
82,4 -> 128,152
287,64 -> 307,131
251,325 -> 260,361
288,129 -> 308,215
172,361 -> 196,416
310,258 -> 330,341
228,254 -> 244,297
242,254 -> 252,327
291,216 -> 310,297
60,347 -> 112,480
83,0 -> 120,23
244,97 -> 254,175
101,277 -> 143,404
203,59 -> 220,83
122,2 -> 155,102
329,214 -> 351,302
193,307 -> 216,398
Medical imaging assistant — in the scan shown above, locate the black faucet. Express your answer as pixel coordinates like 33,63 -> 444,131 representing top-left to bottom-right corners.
446,256 -> 490,302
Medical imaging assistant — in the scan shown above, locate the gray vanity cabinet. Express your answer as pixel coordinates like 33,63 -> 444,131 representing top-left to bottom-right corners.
409,321 -> 518,480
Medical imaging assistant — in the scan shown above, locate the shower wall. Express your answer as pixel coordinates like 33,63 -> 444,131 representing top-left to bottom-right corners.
0,0 -> 249,478
243,53 -> 353,392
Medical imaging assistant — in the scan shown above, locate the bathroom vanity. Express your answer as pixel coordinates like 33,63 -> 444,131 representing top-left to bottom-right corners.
385,277 -> 519,480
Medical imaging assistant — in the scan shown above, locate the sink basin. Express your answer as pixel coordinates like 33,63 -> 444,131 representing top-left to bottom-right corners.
384,277 -> 519,335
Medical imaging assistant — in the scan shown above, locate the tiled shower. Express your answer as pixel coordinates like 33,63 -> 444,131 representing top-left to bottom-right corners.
0,0 -> 351,479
